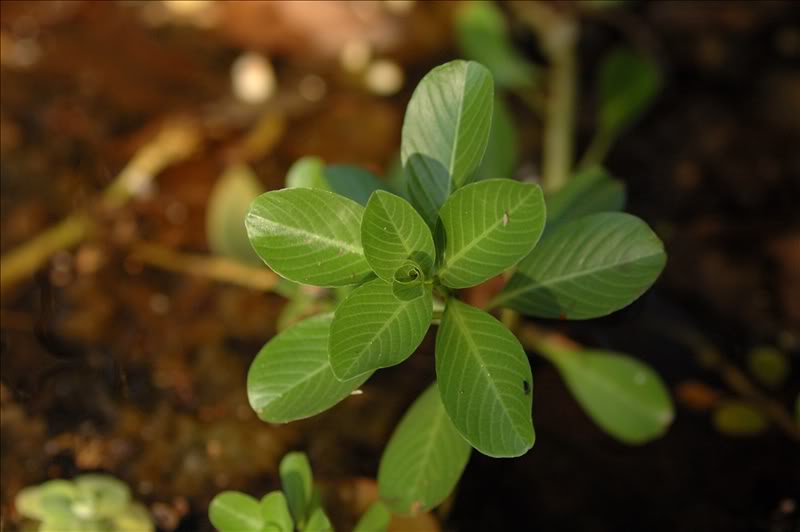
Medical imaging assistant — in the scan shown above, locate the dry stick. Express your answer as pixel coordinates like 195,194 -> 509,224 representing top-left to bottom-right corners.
129,242 -> 278,291
0,120 -> 201,296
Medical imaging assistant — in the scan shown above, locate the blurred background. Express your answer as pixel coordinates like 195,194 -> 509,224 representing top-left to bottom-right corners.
1,1 -> 798,531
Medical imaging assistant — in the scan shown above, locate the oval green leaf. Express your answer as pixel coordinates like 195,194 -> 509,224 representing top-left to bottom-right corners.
261,492 -> 293,532
209,492 -> 263,532
362,190 -> 435,281
330,278 -> 432,380
402,60 -> 494,227
713,400 -> 768,437
286,156 -> 387,206
305,508 -> 333,532
551,349 -> 673,444
378,384 -> 471,515
475,96 -> 518,181
545,166 -> 625,230
437,179 -> 545,289
353,501 -> 390,532
246,188 -> 372,287
247,315 -> 371,423
280,452 -> 313,528
207,164 -> 264,265
456,1 -> 538,89
436,300 -> 534,457
493,212 -> 666,319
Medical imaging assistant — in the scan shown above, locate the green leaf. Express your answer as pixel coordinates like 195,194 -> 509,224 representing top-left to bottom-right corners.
73,474 -> 130,519
112,502 -> 155,532
330,278 -> 432,380
209,492 -> 264,532
304,507 -> 333,532
361,190 -> 435,281
493,212 -> 666,319
280,452 -> 313,528
378,384 -> 471,515
456,1 -> 538,89
402,60 -> 494,227
207,164 -> 264,265
437,179 -> 545,289
746,346 -> 789,389
549,349 -> 673,444
392,261 -> 425,302
475,97 -> 518,181
261,492 -> 293,532
15,481 -> 75,522
286,156 -> 387,206
385,153 -> 410,200
246,188 -> 373,287
248,314 -> 371,423
597,48 -> 661,145
713,400 -> 768,437
545,166 -> 626,230
436,300 -> 534,457
353,501 -> 391,532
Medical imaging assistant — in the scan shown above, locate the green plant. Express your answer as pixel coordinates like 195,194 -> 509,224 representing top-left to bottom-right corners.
209,452 -> 389,532
14,474 -> 153,532
242,58 -> 672,516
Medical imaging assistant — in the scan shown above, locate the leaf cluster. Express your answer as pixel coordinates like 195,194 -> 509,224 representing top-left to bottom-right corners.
209,452 -> 388,532
244,59 -> 670,515
14,475 -> 153,532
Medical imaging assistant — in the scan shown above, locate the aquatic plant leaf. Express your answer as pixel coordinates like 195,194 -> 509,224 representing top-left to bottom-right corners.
549,349 -> 674,444
209,492 -> 263,532
436,300 -> 534,457
437,179 -> 545,288
207,164 -> 264,265
329,278 -> 432,380
493,212 -> 666,319
280,453 -> 313,528
246,188 -> 372,286
248,315 -> 370,423
361,190 -> 435,281
402,60 -> 494,227
378,384 -> 471,514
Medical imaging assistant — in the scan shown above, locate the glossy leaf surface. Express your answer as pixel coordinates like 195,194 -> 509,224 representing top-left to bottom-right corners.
545,166 -> 625,230
246,188 -> 372,286
330,278 -> 432,380
438,179 -> 545,288
494,212 -> 666,319
378,384 -> 471,515
402,60 -> 494,227
436,300 -> 534,457
247,315 -> 370,423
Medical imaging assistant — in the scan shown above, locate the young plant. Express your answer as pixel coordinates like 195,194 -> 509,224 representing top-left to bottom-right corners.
14,474 -> 153,532
209,452 -> 389,532
243,60 -> 670,515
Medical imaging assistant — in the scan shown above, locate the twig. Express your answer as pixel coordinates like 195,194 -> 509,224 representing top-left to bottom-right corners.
129,242 -> 278,291
0,120 -> 201,296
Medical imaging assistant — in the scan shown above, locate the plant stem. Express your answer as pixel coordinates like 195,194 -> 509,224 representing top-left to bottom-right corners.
0,120 -> 200,296
512,1 -> 579,194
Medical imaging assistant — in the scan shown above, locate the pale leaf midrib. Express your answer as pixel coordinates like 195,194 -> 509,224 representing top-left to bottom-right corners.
251,215 -> 363,256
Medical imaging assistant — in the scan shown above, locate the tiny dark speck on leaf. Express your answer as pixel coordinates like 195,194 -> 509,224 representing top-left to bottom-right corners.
523,380 -> 530,394
502,211 -> 509,227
